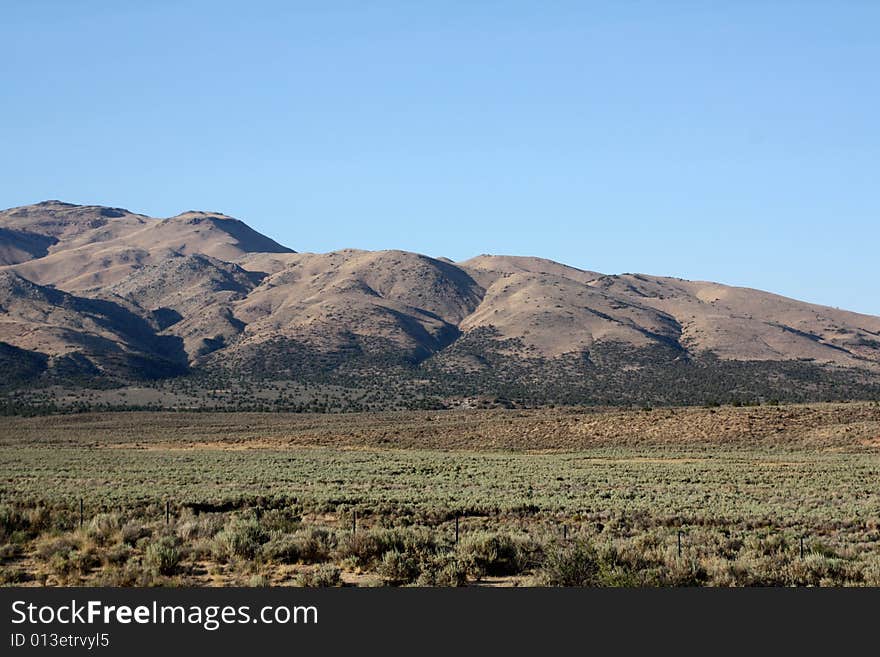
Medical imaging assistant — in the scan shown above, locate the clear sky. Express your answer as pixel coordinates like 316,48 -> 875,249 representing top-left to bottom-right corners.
3,2 -> 878,314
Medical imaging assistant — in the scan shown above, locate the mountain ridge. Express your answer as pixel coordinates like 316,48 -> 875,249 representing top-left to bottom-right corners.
2,200 -> 879,410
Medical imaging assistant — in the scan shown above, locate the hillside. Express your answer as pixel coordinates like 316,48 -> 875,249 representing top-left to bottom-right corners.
0,270 -> 186,380
0,201 -> 292,292
1,200 -> 879,411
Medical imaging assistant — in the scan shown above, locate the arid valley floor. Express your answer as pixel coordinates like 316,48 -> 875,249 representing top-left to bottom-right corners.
2,402 -> 879,586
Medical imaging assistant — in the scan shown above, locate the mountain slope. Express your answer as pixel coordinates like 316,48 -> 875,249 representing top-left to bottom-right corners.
0,200 -> 151,245
0,270 -> 187,379
458,271 -> 682,359
0,227 -> 57,266
106,253 -> 262,359
1,200 -> 879,408
225,249 -> 484,370
1,203 -> 293,293
589,274 -> 880,369
458,254 -> 601,288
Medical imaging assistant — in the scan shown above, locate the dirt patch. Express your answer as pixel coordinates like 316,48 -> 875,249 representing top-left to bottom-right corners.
469,575 -> 533,587
103,440 -> 292,451
6,402 -> 878,452
583,457 -> 708,465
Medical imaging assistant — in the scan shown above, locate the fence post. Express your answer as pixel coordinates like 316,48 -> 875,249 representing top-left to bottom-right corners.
678,530 -> 683,558
79,498 -> 84,528
165,500 -> 170,525
563,524 -> 568,540
800,536 -> 805,560
352,511 -> 357,535
454,515 -> 459,544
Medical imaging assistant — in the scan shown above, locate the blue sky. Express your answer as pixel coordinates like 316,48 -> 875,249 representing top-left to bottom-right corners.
3,2 -> 878,314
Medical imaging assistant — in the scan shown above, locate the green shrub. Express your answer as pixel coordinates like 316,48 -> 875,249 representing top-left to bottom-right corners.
24,507 -> 51,535
35,536 -> 80,561
292,528 -> 335,563
457,532 -> 534,578
339,528 -> 435,568
378,550 -> 421,585
806,540 -> 840,559
95,562 -> 157,587
743,533 -> 789,557
862,555 -> 880,586
0,543 -> 22,561
262,528 -> 334,564
105,543 -> 133,566
176,515 -> 224,541
725,555 -> 790,586
297,564 -> 342,587
0,505 -> 26,541
540,541 -> 601,586
188,538 -> 215,561
121,521 -> 151,546
258,508 -> 302,534
86,513 -> 120,545
145,536 -> 181,576
662,558 -> 709,587
338,532 -> 386,566
416,554 -> 468,587
787,554 -> 850,587
213,516 -> 268,560
262,534 -> 302,564
49,546 -> 100,578
0,567 -> 32,585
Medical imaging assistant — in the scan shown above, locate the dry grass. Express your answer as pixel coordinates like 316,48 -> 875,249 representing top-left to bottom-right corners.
1,402 -> 879,586
2,402 -> 879,451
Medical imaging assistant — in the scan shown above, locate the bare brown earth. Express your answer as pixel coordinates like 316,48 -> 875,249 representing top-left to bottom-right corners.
3,402 -> 879,451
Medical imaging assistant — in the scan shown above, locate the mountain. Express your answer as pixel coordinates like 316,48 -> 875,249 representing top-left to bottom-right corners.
0,270 -> 186,380
226,249 -> 484,371
0,201 -> 292,292
1,201 -> 879,410
0,227 -> 58,266
106,253 -> 262,359
589,274 -> 880,368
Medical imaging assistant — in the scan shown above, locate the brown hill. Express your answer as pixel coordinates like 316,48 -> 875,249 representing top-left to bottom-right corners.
0,200 -> 150,245
105,253 -> 263,360
1,202 -> 292,293
1,200 -> 879,406
459,271 -> 682,358
0,227 -> 57,266
0,270 -> 186,379
589,274 -> 880,369
227,249 -> 483,366
459,254 -> 601,287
